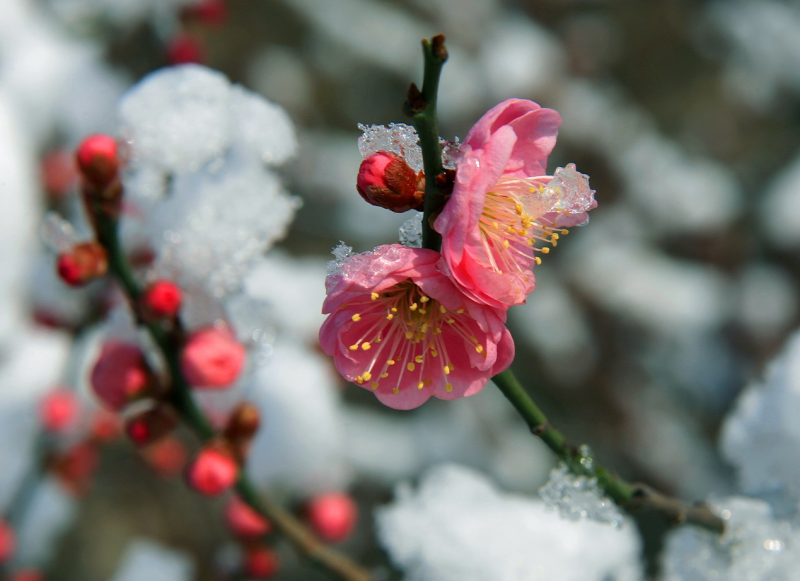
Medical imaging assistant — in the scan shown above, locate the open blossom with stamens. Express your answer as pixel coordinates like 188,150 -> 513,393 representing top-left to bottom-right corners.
320,245 -> 514,410
435,98 -> 597,309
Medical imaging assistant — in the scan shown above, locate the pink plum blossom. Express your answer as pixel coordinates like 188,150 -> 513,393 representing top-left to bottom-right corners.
320,245 -> 514,410
435,98 -> 596,309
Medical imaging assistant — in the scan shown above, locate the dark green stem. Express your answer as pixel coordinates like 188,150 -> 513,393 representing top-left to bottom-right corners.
492,369 -> 725,533
95,211 -> 372,581
405,35 -> 448,252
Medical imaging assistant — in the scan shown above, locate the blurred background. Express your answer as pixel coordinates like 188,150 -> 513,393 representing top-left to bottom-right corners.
2,0 -> 800,579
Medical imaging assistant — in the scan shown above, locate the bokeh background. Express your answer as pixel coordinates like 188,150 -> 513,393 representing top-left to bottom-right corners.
2,0 -> 800,579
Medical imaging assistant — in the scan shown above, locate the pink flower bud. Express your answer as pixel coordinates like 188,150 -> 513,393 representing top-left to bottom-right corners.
306,492 -> 357,543
10,569 -> 45,581
39,388 -> 79,433
186,447 -> 237,496
125,406 -> 178,447
225,496 -> 272,538
143,437 -> 187,478
0,521 -> 15,563
180,328 -> 245,389
244,546 -> 280,579
76,134 -> 118,187
356,151 -> 424,213
56,242 -> 108,287
90,342 -> 151,411
166,34 -> 205,65
142,280 -> 182,318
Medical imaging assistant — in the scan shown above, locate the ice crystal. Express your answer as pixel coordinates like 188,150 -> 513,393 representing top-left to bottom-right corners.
358,123 -> 423,171
40,212 -> 80,253
539,462 -> 623,527
441,137 -> 462,169
543,163 -> 596,216
326,241 -> 354,279
398,212 -> 422,248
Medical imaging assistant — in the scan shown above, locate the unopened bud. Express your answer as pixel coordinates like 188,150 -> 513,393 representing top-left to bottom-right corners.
90,342 -> 152,411
357,151 -> 424,213
142,280 -> 183,318
224,403 -> 260,442
306,492 -> 358,543
186,445 -> 238,496
143,437 -> 187,478
39,388 -> 79,433
243,546 -> 280,579
57,242 -> 108,287
41,149 -> 77,199
180,328 -> 245,389
126,406 -> 178,446
166,34 -> 206,65
51,442 -> 99,496
184,0 -> 229,27
0,521 -> 15,563
225,496 -> 272,538
76,134 -> 118,187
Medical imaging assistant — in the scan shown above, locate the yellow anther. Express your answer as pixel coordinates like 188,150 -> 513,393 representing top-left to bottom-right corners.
387,313 -> 394,320
515,202 -> 523,215
445,383 -> 453,392
375,337 -> 382,343
526,239 -> 534,246
492,221 -> 499,229
561,229 -> 569,235
407,362 -> 415,372
433,328 -> 443,334
497,269 -> 503,274
551,233 -> 560,241
349,344 -> 359,351
361,342 -> 371,351
414,355 -> 424,364
355,376 -> 363,384
405,332 -> 413,340
535,257 -> 542,265
440,305 -> 447,314
419,308 -> 426,314
381,373 -> 389,378
503,240 -> 510,248
516,229 -> 527,236
551,239 -> 558,247
371,292 -> 380,300
351,313 -> 361,322
541,247 -> 550,254
446,319 -> 455,324
456,309 -> 465,314
393,387 -> 400,394
470,336 -> 478,343
410,303 -> 418,311
391,307 -> 398,313
417,381 -> 424,390
475,344 -> 484,353
431,350 -> 438,357
387,360 -> 396,365
371,382 -> 379,390
421,323 -> 428,333
420,296 -> 430,303
444,365 -> 451,375
363,371 -> 372,381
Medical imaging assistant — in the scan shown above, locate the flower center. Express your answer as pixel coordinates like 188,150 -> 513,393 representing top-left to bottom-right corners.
345,280 -> 484,394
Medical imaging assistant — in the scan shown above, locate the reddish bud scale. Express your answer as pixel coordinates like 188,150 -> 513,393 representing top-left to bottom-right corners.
90,342 -> 151,411
224,403 -> 260,442
186,446 -> 238,496
142,280 -> 182,318
56,242 -> 108,287
0,521 -> 15,563
39,389 -> 79,433
180,328 -> 245,389
76,135 -> 118,187
166,34 -> 205,65
225,496 -> 272,538
306,493 -> 358,543
356,152 -> 424,213
244,547 -> 280,579
125,406 -> 178,447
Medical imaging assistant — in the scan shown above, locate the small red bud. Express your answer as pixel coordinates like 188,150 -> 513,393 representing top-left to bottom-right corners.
51,443 -> 99,496
166,34 -> 206,65
90,411 -> 122,442
356,152 -> 425,213
0,521 -> 15,563
142,280 -> 182,318
180,328 -> 245,389
143,437 -> 188,478
186,0 -> 228,27
56,242 -> 108,287
41,149 -> 77,199
10,569 -> 45,581
225,496 -> 272,538
76,134 -> 118,187
244,546 -> 280,579
125,406 -> 178,447
39,388 -> 79,433
306,492 -> 357,543
224,403 -> 260,442
186,446 -> 238,496
90,342 -> 151,411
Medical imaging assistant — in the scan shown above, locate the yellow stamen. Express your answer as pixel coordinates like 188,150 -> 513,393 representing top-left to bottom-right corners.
361,342 -> 371,350
407,362 -> 415,372
371,292 -> 380,300
445,383 -> 453,392
351,313 -> 361,322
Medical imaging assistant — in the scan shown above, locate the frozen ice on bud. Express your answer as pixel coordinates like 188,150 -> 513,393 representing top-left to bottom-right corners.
539,463 -> 623,527
243,546 -> 280,579
142,280 -> 182,318
398,212 -> 423,248
0,520 -> 15,563
186,446 -> 238,496
441,138 -> 462,169
543,163 -> 596,216
357,151 -> 424,213
358,123 -> 424,172
180,328 -> 245,389
326,241 -> 354,279
225,496 -> 272,538
76,134 -> 119,187
306,492 -> 358,543
166,34 -> 206,66
90,342 -> 151,411
56,242 -> 108,287
39,388 -> 79,433
125,406 -> 179,447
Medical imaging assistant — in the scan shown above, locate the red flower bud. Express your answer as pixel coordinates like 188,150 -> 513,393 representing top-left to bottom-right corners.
166,34 -> 206,65
125,406 -> 178,447
356,152 -> 424,213
243,546 -> 280,579
10,569 -> 45,581
180,328 -> 245,389
90,411 -> 121,442
143,437 -> 187,478
51,442 -> 99,496
0,521 -> 15,563
90,342 -> 151,411
225,496 -> 271,538
224,403 -> 260,442
76,134 -> 118,187
306,492 -> 357,543
39,388 -> 79,433
185,0 -> 228,27
186,446 -> 237,496
56,242 -> 108,287
142,280 -> 182,318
